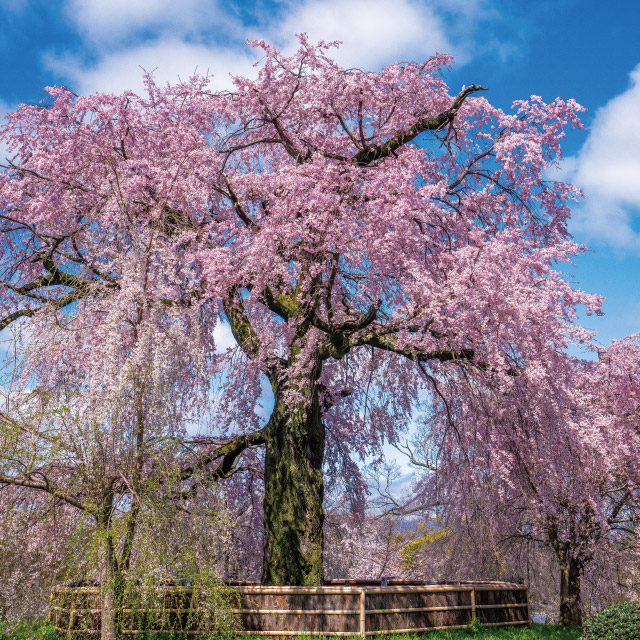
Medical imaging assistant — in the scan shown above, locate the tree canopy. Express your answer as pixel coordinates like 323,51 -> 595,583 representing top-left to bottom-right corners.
0,38 -> 608,598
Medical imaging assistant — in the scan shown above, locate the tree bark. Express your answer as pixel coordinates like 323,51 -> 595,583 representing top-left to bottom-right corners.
261,372 -> 325,585
558,556 -> 582,626
98,521 -> 119,640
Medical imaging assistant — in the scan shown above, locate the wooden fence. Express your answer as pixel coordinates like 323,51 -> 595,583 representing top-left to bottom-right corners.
50,581 -> 530,636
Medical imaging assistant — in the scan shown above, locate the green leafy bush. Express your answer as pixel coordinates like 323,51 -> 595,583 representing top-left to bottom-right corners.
466,618 -> 487,635
582,602 -> 640,640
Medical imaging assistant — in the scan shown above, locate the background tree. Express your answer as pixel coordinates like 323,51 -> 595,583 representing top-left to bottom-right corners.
0,316 -> 248,640
400,339 -> 640,625
0,241 -> 228,640
1,37 -> 601,586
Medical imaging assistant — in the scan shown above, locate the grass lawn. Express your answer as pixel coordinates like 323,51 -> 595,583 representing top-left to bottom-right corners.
158,625 -> 583,640
365,624 -> 582,639
0,622 -> 583,640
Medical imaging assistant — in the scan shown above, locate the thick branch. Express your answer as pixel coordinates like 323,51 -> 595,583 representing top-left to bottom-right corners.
218,175 -> 260,232
352,84 -> 487,166
0,253 -> 107,329
0,411 -> 59,445
310,300 -> 380,338
179,428 -> 266,482
0,308 -> 35,331
224,287 -> 262,360
41,255 -> 94,290
393,441 -> 437,471
262,284 -> 299,320
330,326 -> 474,365
607,490 -> 633,525
265,110 -> 308,164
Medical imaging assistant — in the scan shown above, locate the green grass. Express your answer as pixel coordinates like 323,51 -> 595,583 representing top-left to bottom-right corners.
277,625 -> 582,640
0,619 -> 58,640
213,625 -> 583,640
0,622 -> 582,640
364,624 -> 582,639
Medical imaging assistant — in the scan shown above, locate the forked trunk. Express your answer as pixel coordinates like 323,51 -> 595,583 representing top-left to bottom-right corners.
262,376 -> 325,585
558,557 -> 582,626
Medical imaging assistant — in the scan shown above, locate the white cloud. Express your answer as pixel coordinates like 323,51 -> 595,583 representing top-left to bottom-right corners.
571,199 -> 640,252
565,64 -> 640,251
45,39 -> 260,94
64,0 -> 237,47
574,65 -> 640,205
213,321 -> 236,354
51,0 -> 496,97
266,0 -> 458,70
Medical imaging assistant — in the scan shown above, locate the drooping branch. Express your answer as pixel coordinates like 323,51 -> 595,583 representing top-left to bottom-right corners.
0,471 -> 92,514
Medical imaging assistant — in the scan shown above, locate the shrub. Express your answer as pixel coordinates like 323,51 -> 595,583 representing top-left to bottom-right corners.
582,602 -> 640,640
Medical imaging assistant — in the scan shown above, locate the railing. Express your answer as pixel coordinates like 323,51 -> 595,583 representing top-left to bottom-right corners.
50,581 -> 530,637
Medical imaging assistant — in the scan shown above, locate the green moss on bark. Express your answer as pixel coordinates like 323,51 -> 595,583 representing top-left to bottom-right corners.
261,368 -> 325,586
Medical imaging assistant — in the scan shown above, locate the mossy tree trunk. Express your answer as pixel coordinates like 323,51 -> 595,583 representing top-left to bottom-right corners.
261,360 -> 325,586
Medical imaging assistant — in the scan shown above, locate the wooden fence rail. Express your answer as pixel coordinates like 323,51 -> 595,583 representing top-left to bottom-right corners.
50,581 -> 530,637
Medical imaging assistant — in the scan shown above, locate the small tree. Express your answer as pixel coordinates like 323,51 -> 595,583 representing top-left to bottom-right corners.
0,278 -> 228,639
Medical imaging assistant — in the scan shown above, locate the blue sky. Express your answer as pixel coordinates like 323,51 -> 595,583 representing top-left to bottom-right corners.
1,0 -> 639,348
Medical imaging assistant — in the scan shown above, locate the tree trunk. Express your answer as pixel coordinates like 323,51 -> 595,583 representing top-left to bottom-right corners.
558,556 -> 582,626
261,374 -> 325,585
99,525 -> 119,640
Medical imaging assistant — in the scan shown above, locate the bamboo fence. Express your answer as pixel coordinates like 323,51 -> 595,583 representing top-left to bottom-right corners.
50,581 -> 530,637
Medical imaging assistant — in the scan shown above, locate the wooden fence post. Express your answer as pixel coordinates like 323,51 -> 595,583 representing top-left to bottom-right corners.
67,594 -> 75,640
471,588 -> 476,623
359,589 -> 366,639
48,590 -> 54,627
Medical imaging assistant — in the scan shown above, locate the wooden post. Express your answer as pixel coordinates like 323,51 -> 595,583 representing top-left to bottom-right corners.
471,588 -> 476,623
525,588 -> 531,626
359,589 -> 366,639
67,592 -> 76,640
